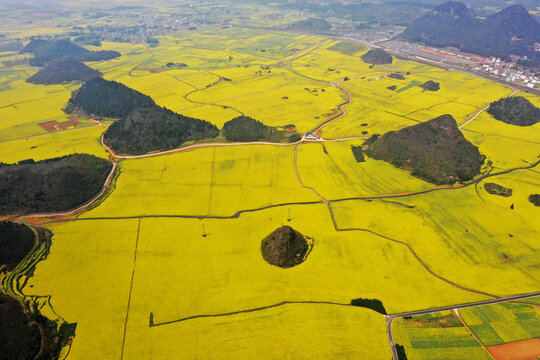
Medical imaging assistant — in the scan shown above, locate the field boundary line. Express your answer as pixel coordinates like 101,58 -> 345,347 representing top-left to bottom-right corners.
149,300 -> 355,327
120,218 -> 141,360
454,309 -> 496,359
326,202 -> 498,299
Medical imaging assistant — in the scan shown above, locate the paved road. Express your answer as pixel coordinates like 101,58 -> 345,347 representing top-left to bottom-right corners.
386,291 -> 540,360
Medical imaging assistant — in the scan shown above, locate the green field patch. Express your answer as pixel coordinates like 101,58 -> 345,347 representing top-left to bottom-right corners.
469,325 -> 504,345
395,80 -> 423,93
460,301 -> 540,346
327,41 -> 364,55
404,312 -> 463,328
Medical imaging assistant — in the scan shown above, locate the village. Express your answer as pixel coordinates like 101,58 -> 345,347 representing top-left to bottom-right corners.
471,56 -> 539,89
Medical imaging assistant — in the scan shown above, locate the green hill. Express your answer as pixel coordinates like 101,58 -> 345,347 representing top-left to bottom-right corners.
222,116 -> 277,142
361,49 -> 393,65
287,17 -> 332,32
487,96 -> 540,126
0,154 -> 112,215
400,2 -> 540,61
26,56 -> 101,85
103,105 -> 219,155
66,77 -> 154,118
365,114 -> 484,184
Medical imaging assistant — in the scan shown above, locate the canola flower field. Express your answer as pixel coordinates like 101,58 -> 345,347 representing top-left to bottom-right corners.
1,25 -> 539,360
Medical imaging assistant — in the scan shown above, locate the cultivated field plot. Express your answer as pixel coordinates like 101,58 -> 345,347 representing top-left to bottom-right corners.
0,125 -> 108,163
296,140 -> 434,199
392,311 -> 492,360
460,300 -> 540,346
0,72 -> 89,141
462,112 -> 540,169
81,144 -> 319,218
393,300 -> 540,360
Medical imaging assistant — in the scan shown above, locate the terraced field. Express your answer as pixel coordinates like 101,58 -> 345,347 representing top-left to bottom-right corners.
1,23 -> 539,360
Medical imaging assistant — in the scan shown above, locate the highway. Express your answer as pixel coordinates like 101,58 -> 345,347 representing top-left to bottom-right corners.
386,291 -> 540,360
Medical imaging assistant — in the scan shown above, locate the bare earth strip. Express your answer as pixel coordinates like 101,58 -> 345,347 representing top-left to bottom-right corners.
486,338 -> 540,360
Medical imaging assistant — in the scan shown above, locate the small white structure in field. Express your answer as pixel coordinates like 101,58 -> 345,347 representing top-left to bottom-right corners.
303,132 -> 319,141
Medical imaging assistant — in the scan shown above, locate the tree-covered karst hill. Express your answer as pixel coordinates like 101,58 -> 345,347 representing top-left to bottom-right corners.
287,17 -> 332,32
21,39 -> 120,66
400,1 -> 540,61
487,96 -> 540,126
361,49 -> 393,65
365,114 -> 484,184
222,116 -> 275,142
26,56 -> 101,85
103,105 -> 219,155
261,226 -> 312,268
66,77 -> 154,118
419,80 -> 440,91
66,77 -> 219,155
0,154 -> 112,215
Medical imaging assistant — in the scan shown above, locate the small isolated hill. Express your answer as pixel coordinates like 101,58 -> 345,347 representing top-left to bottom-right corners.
361,49 -> 393,65
365,114 -> 484,184
103,105 -> 219,155
21,39 -> 120,66
0,154 -> 112,215
419,80 -> 440,91
261,226 -> 311,268
287,17 -> 332,32
400,2 -> 540,60
222,116 -> 277,142
487,97 -> 540,126
484,183 -> 512,197
66,77 -> 154,118
26,56 -> 101,85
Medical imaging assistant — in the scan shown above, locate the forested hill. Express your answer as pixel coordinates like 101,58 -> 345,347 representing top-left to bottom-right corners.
400,1 -> 540,61
0,154 -> 112,215
27,57 -> 101,85
365,114 -> 485,184
21,39 -> 120,66
67,77 -> 219,155
103,105 -> 219,155
487,97 -> 540,126
66,77 -> 154,118
287,17 -> 332,31
361,49 -> 393,65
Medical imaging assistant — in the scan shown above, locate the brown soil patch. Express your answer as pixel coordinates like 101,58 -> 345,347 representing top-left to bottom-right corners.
419,47 -> 459,59
487,338 -> 540,360
137,68 -> 164,73
39,121 -> 60,131
39,117 -> 81,132
261,226 -> 313,268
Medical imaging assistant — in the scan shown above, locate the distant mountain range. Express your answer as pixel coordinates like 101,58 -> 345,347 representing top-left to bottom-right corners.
400,1 -> 540,63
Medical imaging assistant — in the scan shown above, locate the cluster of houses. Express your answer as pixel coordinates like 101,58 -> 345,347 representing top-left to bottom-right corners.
472,57 -> 539,89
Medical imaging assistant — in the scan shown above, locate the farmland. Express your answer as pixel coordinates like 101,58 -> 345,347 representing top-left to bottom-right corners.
0,11 -> 539,360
